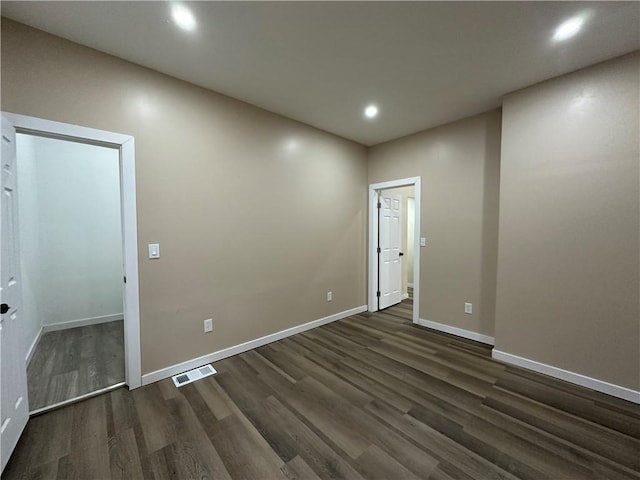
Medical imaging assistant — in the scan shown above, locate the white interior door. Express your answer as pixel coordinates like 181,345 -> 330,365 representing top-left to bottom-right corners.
1,115 -> 29,473
378,192 -> 402,309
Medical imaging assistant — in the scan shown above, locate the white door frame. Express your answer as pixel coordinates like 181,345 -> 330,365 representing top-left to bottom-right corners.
369,176 -> 421,324
2,112 -> 142,389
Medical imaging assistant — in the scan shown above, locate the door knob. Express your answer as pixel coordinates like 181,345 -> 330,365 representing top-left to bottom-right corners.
1,303 -> 9,314
399,252 -> 404,256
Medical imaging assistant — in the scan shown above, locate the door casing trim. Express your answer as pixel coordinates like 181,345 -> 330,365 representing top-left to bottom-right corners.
368,176 -> 421,324
2,111 -> 142,389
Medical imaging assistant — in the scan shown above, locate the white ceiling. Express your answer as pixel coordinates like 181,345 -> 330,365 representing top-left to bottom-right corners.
2,1 -> 639,146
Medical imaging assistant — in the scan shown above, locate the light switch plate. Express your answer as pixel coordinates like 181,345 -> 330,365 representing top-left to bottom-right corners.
148,243 -> 160,259
204,318 -> 213,333
420,237 -> 426,247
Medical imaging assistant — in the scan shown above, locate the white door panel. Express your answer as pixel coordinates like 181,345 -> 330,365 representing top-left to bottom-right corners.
1,115 -> 29,473
378,193 -> 402,309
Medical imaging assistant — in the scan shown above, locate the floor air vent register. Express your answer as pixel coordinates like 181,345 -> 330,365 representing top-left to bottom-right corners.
171,364 -> 217,387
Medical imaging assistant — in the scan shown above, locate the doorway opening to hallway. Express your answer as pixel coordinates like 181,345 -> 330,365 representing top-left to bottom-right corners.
368,177 -> 421,325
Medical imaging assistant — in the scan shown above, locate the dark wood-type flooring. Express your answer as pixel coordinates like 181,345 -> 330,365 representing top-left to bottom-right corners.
5,300 -> 640,479
27,320 -> 125,411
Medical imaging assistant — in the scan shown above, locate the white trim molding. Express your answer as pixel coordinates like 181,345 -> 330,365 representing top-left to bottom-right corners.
369,176 -> 421,325
3,111 -> 142,389
120,136 -> 142,388
417,318 -> 495,345
492,350 -> 640,404
142,305 -> 368,386
42,314 -> 124,333
30,382 -> 126,416
25,327 -> 44,365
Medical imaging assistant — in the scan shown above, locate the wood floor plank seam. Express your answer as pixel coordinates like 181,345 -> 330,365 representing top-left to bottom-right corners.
481,398 -> 640,478
364,400 -> 521,480
490,382 -> 640,443
217,359 -> 370,478
484,387 -> 640,467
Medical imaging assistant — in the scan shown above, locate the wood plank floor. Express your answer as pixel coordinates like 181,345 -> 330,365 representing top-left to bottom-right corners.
27,320 -> 125,411
5,300 -> 639,479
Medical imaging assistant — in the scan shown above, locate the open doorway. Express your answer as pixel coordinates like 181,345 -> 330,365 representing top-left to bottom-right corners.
16,133 -> 125,412
368,177 -> 421,324
1,112 -> 141,408
1,113 -> 140,467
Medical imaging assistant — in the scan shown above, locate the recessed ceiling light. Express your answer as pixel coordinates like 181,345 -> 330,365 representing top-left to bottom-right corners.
553,15 -> 585,42
364,105 -> 379,119
171,3 -> 197,32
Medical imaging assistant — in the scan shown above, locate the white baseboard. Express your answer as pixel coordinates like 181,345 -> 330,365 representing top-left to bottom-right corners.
492,350 -> 640,404
401,293 -> 409,300
25,326 -> 44,365
416,318 -> 495,345
42,313 -> 124,333
142,305 -> 368,386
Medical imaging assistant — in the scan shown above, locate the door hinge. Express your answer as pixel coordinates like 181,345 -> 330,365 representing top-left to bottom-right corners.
377,247 -> 381,254
124,276 -> 127,284
376,291 -> 381,297
377,202 -> 381,209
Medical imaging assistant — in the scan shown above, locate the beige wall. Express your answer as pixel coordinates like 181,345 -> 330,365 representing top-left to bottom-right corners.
495,53 -> 640,390
368,110 -> 502,337
1,19 -> 368,375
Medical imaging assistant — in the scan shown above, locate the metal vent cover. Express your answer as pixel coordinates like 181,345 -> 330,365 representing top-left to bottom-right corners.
171,363 -> 217,387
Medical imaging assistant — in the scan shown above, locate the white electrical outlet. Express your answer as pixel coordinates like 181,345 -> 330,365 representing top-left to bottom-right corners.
204,318 -> 213,333
464,303 -> 473,314
327,291 -> 332,302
